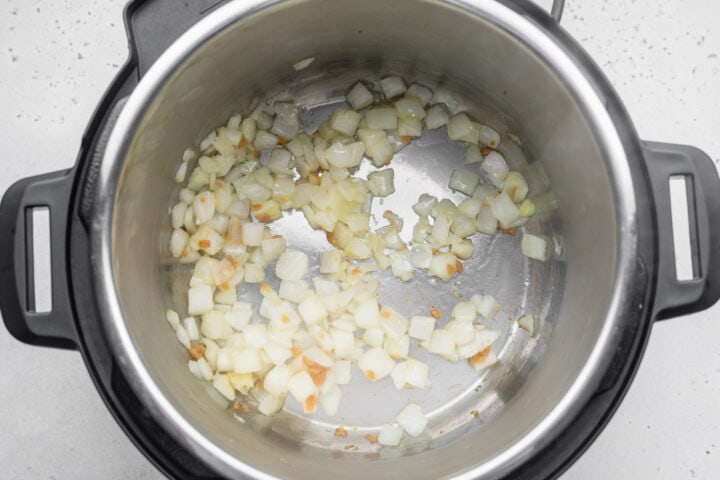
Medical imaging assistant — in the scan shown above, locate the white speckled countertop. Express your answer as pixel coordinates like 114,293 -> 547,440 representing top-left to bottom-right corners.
1,1 -> 718,478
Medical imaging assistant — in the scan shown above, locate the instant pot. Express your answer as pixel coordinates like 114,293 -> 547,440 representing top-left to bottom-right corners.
1,0 -> 719,478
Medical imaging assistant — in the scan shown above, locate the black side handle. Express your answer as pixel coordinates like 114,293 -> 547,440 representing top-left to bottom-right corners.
0,171 -> 78,349
643,141 -> 720,320
125,0 -> 229,77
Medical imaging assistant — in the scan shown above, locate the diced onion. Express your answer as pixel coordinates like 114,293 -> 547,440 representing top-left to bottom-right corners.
395,403 -> 427,437
378,423 -> 403,446
367,169 -> 395,197
346,82 -> 374,110
380,76 -> 407,99
521,233 -> 549,261
424,104 -> 449,130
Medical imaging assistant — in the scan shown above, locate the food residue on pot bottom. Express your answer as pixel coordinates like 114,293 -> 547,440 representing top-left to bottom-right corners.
165,75 -> 546,446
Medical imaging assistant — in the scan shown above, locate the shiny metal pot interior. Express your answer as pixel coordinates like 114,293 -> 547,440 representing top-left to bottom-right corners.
92,0 -> 638,478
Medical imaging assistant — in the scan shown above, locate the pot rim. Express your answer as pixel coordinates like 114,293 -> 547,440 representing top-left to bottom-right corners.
90,0 -> 640,478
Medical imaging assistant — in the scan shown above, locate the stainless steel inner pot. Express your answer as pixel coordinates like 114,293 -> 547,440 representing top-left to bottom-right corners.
92,0 -> 638,478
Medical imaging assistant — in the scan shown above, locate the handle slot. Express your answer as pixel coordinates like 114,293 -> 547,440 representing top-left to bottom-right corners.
25,206 -> 53,313
668,175 -> 699,281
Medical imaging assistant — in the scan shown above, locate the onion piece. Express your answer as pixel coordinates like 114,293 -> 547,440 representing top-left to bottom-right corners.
490,192 -> 520,226
330,108 -> 361,136
395,403 -> 427,437
212,374 -> 236,401
428,252 -> 458,281
521,233 -> 549,261
346,82 -> 374,110
367,169 -> 395,197
324,141 -> 365,168
358,347 -> 395,381
378,423 -> 403,446
276,250 -> 309,281
518,314 -> 536,335
447,113 -> 479,143
380,76 -> 407,99
366,107 -> 398,130
405,83 -> 433,107
424,104 -> 449,130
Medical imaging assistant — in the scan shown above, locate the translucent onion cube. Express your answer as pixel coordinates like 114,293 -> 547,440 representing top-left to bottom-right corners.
449,320 -> 476,346
263,364 -> 294,396
451,239 -> 474,260
287,371 -> 317,403
357,128 -> 394,167
346,82 -> 374,110
188,284 -> 214,315
358,347 -> 395,381
258,394 -> 285,416
408,316 -> 435,341
464,144 -> 483,165
428,253 -> 459,281
451,214 -> 477,238
428,329 -> 455,356
367,169 -> 395,197
254,130 -> 278,150
224,303 -> 252,330
183,316 -> 200,341
366,107 -> 398,130
413,193 -> 438,217
503,171 -> 529,203
471,349 -> 498,372
380,76 -> 407,99
362,327 -> 385,348
332,361 -> 352,384
380,307 -> 409,339
447,113 -> 479,143
331,328 -> 356,357
242,324 -> 267,348
276,250 -> 309,281
491,192 -> 520,226
324,141 -> 365,168
398,117 -> 423,137
330,108 -> 361,136
395,403 -> 427,437
511,315 -> 535,338
404,358 -> 429,388
448,169 -> 480,196
476,206 -> 499,235
192,191 -> 216,225
389,250 -> 413,281
320,384 -> 342,416
166,309 -> 180,331
411,244 -> 433,268
452,302 -> 477,323
391,361 -> 408,389
405,83 -> 433,106
212,374 -> 235,401
175,324 -> 191,350
395,96 -> 426,120
471,294 -> 500,320
264,342 -> 293,365
482,151 -> 509,185
521,233 -> 549,261
354,297 -> 382,328
243,263 -> 265,283
298,295 -> 329,326
424,104 -> 449,130
478,123 -> 501,148
232,348 -> 263,374
458,329 -> 501,359
278,279 -> 310,303
384,335 -> 410,360
379,423 -> 404,446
